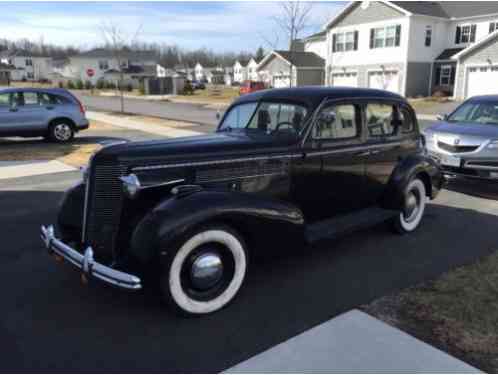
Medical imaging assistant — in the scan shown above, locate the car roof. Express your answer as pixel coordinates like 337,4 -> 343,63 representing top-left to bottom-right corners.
467,95 -> 498,103
233,86 -> 405,108
0,87 -> 69,94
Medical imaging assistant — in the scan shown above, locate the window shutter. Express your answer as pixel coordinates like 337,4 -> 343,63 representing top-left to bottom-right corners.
455,26 -> 461,44
470,24 -> 477,42
370,29 -> 375,49
490,22 -> 496,34
395,25 -> 401,46
332,34 -> 337,52
450,66 -> 456,84
354,31 -> 359,50
435,66 -> 441,85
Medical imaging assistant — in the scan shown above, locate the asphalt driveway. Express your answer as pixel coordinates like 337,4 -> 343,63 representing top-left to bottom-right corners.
1,171 -> 497,373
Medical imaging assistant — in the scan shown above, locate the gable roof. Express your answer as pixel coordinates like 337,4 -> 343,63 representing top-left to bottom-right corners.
453,29 -> 498,60
302,30 -> 326,42
326,1 -> 498,29
258,50 -> 325,69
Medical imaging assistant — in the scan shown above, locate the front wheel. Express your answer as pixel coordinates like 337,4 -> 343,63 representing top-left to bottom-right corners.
391,178 -> 426,234
160,225 -> 248,316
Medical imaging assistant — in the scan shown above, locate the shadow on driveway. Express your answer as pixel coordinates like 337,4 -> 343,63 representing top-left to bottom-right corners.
1,189 -> 497,372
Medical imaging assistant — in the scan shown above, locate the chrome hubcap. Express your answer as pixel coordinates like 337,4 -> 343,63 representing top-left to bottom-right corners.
404,190 -> 420,222
54,124 -> 71,140
190,252 -> 223,291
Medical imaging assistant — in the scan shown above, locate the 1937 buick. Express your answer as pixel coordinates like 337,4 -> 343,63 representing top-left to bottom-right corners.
41,87 -> 443,316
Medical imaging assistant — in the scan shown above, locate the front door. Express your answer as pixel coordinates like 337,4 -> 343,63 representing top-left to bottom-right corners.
362,101 -> 420,206
293,101 -> 366,222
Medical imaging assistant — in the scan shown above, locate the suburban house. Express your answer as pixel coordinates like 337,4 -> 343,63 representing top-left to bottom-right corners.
246,58 -> 260,81
0,51 -> 52,81
194,63 -> 204,81
320,1 -> 498,99
0,62 -> 14,85
301,30 -> 327,59
56,48 -> 163,87
257,50 -> 325,88
233,58 -> 261,83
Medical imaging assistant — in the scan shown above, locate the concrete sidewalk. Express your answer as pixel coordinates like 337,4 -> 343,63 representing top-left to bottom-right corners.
86,111 -> 205,138
0,160 -> 76,180
226,310 -> 479,373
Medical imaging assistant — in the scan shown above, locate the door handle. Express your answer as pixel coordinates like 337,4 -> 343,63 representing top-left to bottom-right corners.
9,108 -> 18,112
355,150 -> 371,157
46,106 -> 54,110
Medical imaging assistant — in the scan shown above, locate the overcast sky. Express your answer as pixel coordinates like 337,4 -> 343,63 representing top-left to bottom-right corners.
0,1 -> 345,52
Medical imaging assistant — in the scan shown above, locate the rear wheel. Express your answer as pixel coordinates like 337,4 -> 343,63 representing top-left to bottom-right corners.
48,120 -> 74,143
391,178 -> 426,234
160,225 -> 248,316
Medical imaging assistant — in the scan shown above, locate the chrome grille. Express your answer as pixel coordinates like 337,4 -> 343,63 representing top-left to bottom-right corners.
437,141 -> 479,154
84,162 -> 128,259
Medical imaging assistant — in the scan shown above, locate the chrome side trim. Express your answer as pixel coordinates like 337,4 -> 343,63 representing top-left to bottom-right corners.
131,154 -> 299,172
305,141 -> 404,157
41,225 -> 142,290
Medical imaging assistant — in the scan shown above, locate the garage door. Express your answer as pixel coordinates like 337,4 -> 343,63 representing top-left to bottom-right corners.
466,66 -> 498,98
368,70 -> 400,93
273,75 -> 291,88
332,72 -> 358,87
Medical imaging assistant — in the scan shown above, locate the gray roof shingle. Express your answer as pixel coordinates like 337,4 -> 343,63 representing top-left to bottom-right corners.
435,48 -> 465,60
274,50 -> 325,68
392,1 -> 498,18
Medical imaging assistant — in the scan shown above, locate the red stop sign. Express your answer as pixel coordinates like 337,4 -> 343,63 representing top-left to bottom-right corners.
86,69 -> 95,77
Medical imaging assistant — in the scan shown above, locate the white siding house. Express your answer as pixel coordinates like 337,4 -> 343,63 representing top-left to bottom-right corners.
233,60 -> 248,83
317,1 -> 498,99
0,53 -> 52,81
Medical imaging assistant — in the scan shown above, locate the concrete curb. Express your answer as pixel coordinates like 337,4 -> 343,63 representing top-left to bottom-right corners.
0,160 -> 77,180
226,309 -> 480,373
86,111 -> 204,138
418,114 -> 438,121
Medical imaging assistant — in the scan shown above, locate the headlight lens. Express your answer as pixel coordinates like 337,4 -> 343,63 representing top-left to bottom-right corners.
487,140 -> 498,149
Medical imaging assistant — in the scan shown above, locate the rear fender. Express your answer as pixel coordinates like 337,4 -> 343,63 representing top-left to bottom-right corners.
129,190 -> 305,265
382,153 -> 443,210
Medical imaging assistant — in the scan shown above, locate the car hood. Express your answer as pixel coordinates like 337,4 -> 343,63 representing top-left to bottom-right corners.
426,121 -> 498,140
93,131 -> 299,165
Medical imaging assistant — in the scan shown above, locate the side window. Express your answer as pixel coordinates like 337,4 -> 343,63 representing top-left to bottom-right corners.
11,92 -> 23,106
23,92 -> 39,106
39,93 -> 60,105
314,104 -> 359,140
366,103 -> 398,138
400,107 -> 415,133
0,93 -> 10,107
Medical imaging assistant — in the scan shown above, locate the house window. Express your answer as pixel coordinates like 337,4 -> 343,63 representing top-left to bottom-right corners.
425,26 -> 432,47
333,31 -> 358,52
98,60 -> 109,70
490,22 -> 498,33
370,25 -> 401,49
25,59 -> 32,66
26,72 -> 34,79
455,24 -> 476,44
440,65 -> 452,85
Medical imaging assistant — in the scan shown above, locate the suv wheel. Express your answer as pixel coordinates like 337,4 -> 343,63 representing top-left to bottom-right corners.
391,178 -> 426,234
48,121 -> 74,143
161,225 -> 248,316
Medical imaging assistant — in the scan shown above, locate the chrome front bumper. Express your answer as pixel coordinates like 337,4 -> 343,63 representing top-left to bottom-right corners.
41,225 -> 142,290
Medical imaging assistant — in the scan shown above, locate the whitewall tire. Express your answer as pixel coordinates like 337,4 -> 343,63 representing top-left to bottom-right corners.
392,178 -> 426,234
161,225 -> 248,316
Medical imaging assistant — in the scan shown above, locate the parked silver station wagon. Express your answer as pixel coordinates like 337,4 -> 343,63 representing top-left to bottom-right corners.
0,88 -> 89,142
424,95 -> 498,181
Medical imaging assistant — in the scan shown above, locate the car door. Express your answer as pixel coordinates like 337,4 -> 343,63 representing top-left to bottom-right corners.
362,100 -> 419,206
293,100 -> 367,222
0,92 -> 20,136
16,91 -> 49,132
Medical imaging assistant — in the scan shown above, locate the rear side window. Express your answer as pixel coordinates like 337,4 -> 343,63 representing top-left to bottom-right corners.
313,104 -> 359,140
39,93 -> 61,105
400,107 -> 415,133
366,103 -> 398,137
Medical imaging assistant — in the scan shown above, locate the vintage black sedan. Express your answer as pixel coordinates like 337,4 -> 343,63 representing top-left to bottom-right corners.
42,87 -> 443,316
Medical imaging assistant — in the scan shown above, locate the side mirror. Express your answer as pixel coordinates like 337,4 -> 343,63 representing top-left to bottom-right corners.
216,110 -> 221,120
436,113 -> 448,121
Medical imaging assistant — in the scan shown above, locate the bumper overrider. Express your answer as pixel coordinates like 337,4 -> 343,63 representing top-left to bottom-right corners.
41,225 -> 142,290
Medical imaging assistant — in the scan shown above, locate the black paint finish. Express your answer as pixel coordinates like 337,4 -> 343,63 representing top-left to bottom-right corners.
56,87 -> 443,274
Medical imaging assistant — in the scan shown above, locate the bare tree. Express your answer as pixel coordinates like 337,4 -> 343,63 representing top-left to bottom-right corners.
269,1 -> 313,87
99,21 -> 143,113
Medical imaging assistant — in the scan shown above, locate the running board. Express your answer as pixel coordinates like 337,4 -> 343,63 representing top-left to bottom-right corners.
305,207 -> 399,244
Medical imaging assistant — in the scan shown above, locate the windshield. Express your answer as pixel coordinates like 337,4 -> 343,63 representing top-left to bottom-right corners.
448,101 -> 498,125
219,101 -> 308,134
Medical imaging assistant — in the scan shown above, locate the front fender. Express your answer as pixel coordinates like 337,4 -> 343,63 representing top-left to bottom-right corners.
381,153 -> 444,210
129,190 -> 305,264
